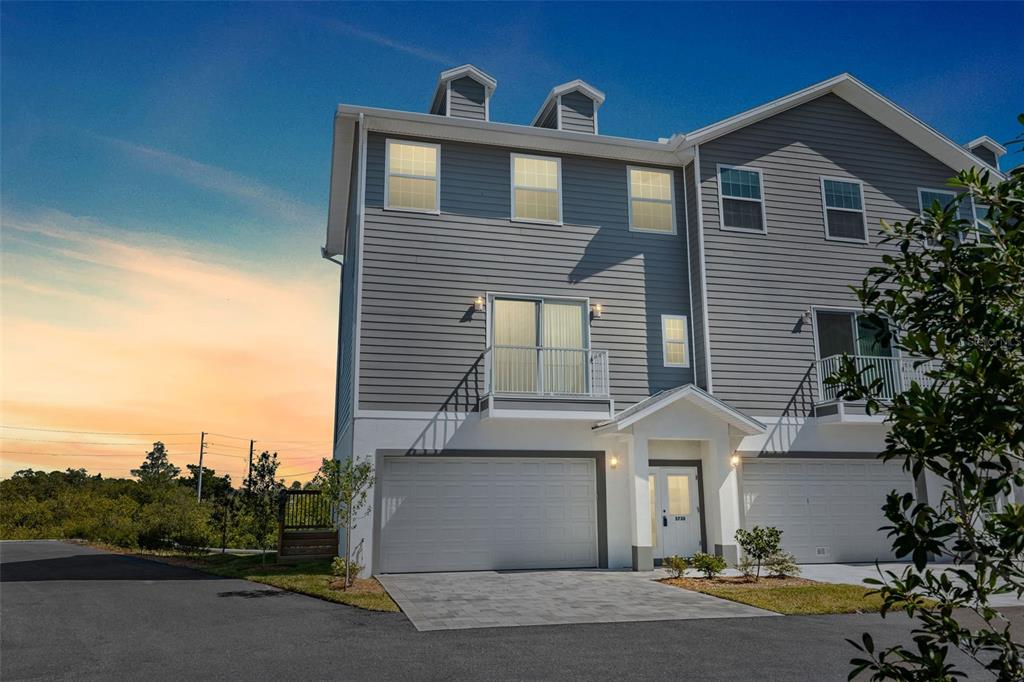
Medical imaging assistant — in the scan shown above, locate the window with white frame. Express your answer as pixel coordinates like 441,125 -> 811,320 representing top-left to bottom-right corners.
821,177 -> 868,242
661,315 -> 689,367
718,165 -> 766,232
511,154 -> 561,223
918,188 -> 957,215
628,167 -> 675,233
974,202 -> 994,243
386,140 -> 439,212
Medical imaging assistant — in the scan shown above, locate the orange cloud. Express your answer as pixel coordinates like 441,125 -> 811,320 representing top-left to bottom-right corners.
1,210 -> 337,482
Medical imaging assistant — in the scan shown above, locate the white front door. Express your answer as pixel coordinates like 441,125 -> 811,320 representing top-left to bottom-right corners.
649,467 -> 702,558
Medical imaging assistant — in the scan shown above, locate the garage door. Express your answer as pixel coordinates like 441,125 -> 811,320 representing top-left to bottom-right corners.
741,459 -> 914,563
378,457 -> 598,573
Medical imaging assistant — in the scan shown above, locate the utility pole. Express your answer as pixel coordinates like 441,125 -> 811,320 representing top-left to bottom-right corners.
247,439 -> 255,489
197,431 -> 206,502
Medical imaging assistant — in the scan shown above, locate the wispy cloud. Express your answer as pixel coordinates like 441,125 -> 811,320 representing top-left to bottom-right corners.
313,16 -> 453,65
95,135 -> 322,230
0,209 -> 336,480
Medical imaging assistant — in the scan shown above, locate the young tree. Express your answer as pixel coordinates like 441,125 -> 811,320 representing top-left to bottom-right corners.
735,526 -> 782,581
244,450 -> 281,565
832,121 -> 1023,680
316,456 -> 374,588
131,442 -> 180,486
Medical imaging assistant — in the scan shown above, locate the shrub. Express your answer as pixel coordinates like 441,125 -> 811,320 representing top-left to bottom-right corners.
690,552 -> 726,579
765,551 -> 800,578
663,555 -> 688,579
734,526 -> 782,581
331,556 -> 362,580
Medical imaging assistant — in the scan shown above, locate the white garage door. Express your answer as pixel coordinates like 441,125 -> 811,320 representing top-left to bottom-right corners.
742,459 -> 914,563
378,457 -> 598,573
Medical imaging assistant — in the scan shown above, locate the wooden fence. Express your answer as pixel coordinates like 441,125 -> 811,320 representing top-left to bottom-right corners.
277,489 -> 338,563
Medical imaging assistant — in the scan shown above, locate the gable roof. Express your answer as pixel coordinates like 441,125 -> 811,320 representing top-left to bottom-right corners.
429,64 -> 497,115
684,73 -> 1004,178
966,135 -> 1008,157
593,384 -> 766,436
531,79 -> 607,127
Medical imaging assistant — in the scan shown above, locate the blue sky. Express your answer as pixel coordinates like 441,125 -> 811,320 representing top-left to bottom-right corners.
1,2 -> 1022,476
2,1 -> 1022,267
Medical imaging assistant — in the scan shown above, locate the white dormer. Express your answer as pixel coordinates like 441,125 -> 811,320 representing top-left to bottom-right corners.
531,80 -> 606,134
965,135 -> 1007,170
429,64 -> 497,121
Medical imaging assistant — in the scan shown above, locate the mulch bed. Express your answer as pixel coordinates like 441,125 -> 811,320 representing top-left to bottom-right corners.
662,575 -> 820,590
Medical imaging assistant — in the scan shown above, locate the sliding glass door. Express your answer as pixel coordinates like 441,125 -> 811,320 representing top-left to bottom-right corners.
492,298 -> 588,395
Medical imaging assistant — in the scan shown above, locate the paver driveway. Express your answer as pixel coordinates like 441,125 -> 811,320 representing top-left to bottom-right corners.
378,569 -> 776,630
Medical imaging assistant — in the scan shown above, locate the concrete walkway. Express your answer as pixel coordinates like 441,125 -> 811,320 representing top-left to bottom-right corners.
378,569 -> 777,631
801,562 -> 1024,608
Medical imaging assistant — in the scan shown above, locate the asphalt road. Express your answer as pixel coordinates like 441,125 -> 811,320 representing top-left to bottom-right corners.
0,540 -> 1008,680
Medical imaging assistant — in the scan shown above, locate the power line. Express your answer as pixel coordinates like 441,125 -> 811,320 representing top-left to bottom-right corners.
204,432 -> 251,441
1,450 -> 157,458
0,425 -> 197,436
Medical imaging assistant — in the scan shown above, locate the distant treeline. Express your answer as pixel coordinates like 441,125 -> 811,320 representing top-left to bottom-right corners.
0,442 -> 317,552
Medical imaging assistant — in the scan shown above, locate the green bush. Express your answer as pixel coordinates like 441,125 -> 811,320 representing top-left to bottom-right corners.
690,552 -> 726,579
734,526 -> 783,580
331,556 -> 362,580
663,555 -> 688,578
765,551 -> 800,578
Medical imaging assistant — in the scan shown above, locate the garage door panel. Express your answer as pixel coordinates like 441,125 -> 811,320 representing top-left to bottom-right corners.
743,458 -> 912,563
379,456 -> 598,573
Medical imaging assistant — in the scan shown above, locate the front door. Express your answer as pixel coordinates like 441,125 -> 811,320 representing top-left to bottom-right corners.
649,467 -> 702,558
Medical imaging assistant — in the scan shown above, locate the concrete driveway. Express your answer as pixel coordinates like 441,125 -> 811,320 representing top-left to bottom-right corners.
3,541 -> 1015,680
378,569 -> 776,631
801,563 -> 1024,608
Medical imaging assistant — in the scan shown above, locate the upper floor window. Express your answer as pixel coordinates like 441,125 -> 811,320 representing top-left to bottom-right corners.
717,165 -> 766,233
511,154 -> 561,224
661,314 -> 690,367
971,202 -> 994,244
918,188 -> 956,215
386,139 -> 440,212
820,177 -> 868,243
628,167 -> 676,233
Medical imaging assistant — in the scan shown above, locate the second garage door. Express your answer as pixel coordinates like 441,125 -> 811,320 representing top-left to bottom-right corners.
742,458 -> 914,563
378,456 -> 598,573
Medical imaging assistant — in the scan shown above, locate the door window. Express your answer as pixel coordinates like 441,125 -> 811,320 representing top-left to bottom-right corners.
666,475 -> 691,515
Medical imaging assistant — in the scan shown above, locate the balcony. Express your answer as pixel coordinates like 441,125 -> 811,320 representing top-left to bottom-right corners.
814,354 -> 936,423
480,346 -> 612,419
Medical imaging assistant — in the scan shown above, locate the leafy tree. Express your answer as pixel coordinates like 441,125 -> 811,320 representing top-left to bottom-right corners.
180,465 -> 232,501
316,456 -> 374,588
210,488 -> 236,553
831,121 -> 1023,680
130,442 -> 180,487
244,450 -> 282,564
735,526 -> 782,581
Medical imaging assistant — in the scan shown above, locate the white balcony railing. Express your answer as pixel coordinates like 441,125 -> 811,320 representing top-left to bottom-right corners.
483,346 -> 610,399
815,354 -> 937,403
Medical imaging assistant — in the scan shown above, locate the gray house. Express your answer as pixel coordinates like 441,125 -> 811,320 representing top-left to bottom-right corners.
323,66 -> 1004,575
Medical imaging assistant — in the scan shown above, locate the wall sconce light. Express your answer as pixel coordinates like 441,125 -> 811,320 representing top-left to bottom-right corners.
730,454 -> 741,468
802,308 -> 813,324
591,303 -> 603,319
609,455 -> 619,469
474,296 -> 486,313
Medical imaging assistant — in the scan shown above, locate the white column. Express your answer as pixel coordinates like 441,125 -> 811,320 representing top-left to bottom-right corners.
702,435 -> 741,565
626,434 -> 653,570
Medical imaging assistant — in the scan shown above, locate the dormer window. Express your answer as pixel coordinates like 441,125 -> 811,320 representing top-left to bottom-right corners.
428,64 -> 497,121
531,80 -> 606,134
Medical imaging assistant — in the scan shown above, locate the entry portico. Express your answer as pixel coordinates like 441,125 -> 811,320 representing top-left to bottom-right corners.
594,385 -> 766,571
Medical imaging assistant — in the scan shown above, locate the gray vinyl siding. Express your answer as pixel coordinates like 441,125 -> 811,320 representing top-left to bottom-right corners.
697,93 -> 972,415
536,106 -> 557,130
360,132 -> 692,412
560,92 -> 596,134
335,130 -> 361,442
449,77 -> 487,121
683,161 -> 708,390
969,145 -> 998,168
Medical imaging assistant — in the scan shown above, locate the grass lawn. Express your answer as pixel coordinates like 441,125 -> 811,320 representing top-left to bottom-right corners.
91,543 -> 400,612
663,576 -> 889,615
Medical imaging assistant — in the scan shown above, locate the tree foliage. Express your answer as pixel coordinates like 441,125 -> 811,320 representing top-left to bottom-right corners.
130,442 -> 181,487
316,456 -> 374,588
830,121 -> 1024,680
244,450 -> 282,563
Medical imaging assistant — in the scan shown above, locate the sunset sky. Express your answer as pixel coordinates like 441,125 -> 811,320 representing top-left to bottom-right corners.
2,2 -> 1021,482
